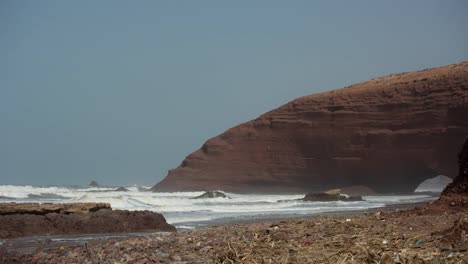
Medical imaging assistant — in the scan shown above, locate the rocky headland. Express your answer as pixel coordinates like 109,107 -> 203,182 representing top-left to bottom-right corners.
2,139 -> 467,264
0,203 -> 175,239
152,61 -> 468,193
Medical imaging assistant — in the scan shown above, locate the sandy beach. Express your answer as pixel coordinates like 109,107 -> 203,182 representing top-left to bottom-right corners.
1,198 -> 466,264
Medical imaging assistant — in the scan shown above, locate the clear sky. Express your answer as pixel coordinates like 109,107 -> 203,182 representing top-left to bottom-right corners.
2,1 -> 467,186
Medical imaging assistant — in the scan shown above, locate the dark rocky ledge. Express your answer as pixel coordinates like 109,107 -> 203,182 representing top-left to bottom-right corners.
0,203 -> 175,239
192,191 -> 229,199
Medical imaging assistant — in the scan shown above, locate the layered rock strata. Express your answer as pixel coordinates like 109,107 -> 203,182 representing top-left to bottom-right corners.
153,62 -> 468,193
0,203 -> 175,239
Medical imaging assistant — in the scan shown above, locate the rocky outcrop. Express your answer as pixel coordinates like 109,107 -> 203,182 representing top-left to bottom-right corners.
0,203 -> 175,239
0,203 -> 111,215
152,62 -> 468,193
323,185 -> 376,197
302,192 -> 363,202
192,191 -> 229,199
442,138 -> 468,196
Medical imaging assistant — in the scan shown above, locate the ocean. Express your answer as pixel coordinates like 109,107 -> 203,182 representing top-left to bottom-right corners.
0,184 -> 438,230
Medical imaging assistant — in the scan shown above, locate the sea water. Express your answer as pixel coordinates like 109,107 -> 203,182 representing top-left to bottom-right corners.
0,184 -> 437,229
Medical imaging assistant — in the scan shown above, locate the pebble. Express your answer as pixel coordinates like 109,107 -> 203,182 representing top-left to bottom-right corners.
199,246 -> 212,253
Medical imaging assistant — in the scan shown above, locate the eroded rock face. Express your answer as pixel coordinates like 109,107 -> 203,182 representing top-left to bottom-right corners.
152,62 -> 468,193
0,203 -> 175,239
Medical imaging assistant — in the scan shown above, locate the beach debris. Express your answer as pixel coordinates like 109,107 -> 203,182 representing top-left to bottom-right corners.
2,204 -> 468,263
199,246 -> 212,253
375,211 -> 385,221
415,239 -> 423,245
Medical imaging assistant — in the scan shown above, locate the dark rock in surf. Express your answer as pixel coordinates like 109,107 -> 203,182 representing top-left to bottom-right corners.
137,186 -> 149,192
302,192 -> 363,202
114,187 -> 130,192
88,181 -> 100,187
27,193 -> 68,199
192,191 -> 229,199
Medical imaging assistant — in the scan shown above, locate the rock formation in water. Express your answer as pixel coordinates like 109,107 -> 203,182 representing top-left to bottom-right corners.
88,180 -> 100,187
302,192 -> 363,202
192,191 -> 229,199
0,203 -> 175,239
152,62 -> 468,193
114,186 -> 130,192
321,185 -> 377,197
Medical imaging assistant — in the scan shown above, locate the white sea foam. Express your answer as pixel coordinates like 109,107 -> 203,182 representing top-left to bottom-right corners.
0,185 -> 437,228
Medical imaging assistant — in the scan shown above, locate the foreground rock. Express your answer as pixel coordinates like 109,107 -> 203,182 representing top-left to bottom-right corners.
0,203 -> 175,239
152,61 -> 468,193
192,191 -> 229,199
302,192 -> 363,202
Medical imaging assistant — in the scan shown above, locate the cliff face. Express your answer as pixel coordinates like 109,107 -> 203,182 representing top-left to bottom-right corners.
152,62 -> 468,193
442,138 -> 468,196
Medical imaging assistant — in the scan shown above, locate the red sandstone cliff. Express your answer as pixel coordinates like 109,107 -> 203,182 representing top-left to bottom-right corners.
152,62 -> 468,193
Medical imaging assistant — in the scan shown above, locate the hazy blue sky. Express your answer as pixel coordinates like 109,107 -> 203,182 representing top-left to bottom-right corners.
2,1 -> 467,186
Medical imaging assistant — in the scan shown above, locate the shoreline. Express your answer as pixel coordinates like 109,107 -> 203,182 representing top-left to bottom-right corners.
1,197 -> 466,263
0,201 -> 431,256
173,200 -> 431,230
